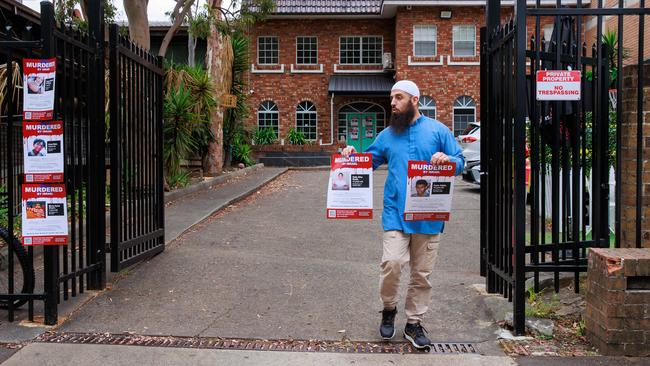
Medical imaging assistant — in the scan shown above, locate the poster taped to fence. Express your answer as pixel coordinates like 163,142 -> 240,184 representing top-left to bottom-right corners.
536,70 -> 581,101
404,161 -> 456,221
326,153 -> 373,219
23,121 -> 64,183
22,58 -> 56,120
21,184 -> 68,246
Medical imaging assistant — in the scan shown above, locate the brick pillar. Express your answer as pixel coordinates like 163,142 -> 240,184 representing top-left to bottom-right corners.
620,64 -> 650,248
585,248 -> 650,356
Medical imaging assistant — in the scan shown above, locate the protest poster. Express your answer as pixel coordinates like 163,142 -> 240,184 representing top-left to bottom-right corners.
23,120 -> 64,183
326,153 -> 373,219
404,161 -> 456,221
22,58 -> 56,120
21,184 -> 68,246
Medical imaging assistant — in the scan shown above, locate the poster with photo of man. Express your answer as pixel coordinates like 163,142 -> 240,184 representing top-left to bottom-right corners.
404,160 -> 456,221
23,121 -> 64,183
23,58 -> 56,120
326,153 -> 373,219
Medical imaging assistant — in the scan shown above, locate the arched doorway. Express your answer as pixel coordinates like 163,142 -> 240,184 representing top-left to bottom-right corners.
338,102 -> 386,152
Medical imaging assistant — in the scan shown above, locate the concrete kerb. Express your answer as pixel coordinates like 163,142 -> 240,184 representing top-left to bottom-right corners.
164,163 -> 265,204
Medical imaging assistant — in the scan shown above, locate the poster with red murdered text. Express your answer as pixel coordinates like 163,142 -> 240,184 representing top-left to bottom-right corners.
23,58 -> 56,120
326,153 -> 373,219
404,161 -> 456,221
21,184 -> 68,246
23,121 -> 64,183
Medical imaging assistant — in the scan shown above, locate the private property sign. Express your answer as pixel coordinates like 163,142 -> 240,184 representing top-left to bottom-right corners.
536,70 -> 581,101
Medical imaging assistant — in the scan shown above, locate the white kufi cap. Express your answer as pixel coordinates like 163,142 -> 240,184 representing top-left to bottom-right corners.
391,80 -> 420,98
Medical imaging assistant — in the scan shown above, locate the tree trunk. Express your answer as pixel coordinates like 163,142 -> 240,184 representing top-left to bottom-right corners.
123,0 -> 150,50
203,0 -> 233,175
188,34 -> 197,67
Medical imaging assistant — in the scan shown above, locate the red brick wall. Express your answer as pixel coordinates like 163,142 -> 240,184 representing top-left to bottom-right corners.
394,6 -> 485,130
246,19 -> 395,144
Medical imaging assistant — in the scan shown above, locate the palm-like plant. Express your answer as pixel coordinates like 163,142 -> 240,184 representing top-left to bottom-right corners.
224,33 -> 252,165
164,63 -> 216,160
163,84 -> 197,178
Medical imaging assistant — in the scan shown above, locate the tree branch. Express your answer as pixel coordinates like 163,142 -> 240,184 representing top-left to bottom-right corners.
158,0 -> 197,57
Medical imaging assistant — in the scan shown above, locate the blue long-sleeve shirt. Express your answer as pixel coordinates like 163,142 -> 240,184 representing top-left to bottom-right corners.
364,115 -> 465,234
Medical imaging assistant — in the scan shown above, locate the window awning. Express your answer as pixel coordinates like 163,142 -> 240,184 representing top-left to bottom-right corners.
328,75 -> 394,95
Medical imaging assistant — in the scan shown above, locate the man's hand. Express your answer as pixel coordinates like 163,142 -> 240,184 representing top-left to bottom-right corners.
430,152 -> 450,165
341,145 -> 357,157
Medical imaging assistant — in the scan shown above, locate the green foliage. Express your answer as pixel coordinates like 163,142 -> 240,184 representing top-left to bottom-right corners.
164,84 -> 197,178
254,128 -> 277,145
575,318 -> 586,337
232,132 -> 254,166
585,30 -> 628,87
189,9 -> 211,40
54,0 -> 117,29
0,185 -> 21,234
209,0 -> 276,35
525,291 -> 560,319
583,108 -> 617,173
166,170 -> 191,190
224,34 -> 253,165
286,128 -> 307,145
164,63 -> 216,160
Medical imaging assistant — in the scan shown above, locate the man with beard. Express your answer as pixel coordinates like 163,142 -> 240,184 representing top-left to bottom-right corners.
342,80 -> 464,349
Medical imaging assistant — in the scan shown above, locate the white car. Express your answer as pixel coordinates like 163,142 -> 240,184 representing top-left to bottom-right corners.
457,123 -> 480,185
457,122 -> 480,164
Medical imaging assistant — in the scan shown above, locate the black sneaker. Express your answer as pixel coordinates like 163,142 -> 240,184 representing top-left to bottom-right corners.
379,307 -> 397,340
404,322 -> 431,350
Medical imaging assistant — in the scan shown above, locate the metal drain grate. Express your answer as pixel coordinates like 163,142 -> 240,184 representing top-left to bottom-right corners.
35,332 -> 477,354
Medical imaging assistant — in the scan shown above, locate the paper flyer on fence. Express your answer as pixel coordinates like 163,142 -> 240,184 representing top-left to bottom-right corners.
326,153 -> 373,219
404,161 -> 456,221
23,121 -> 64,183
23,58 -> 56,120
21,184 -> 68,246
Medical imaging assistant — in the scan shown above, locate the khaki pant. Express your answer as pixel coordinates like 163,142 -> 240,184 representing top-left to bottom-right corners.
379,230 -> 440,324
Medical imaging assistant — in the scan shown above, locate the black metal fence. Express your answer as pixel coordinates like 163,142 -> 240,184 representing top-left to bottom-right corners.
481,0 -> 649,335
0,1 -> 164,325
109,24 -> 165,272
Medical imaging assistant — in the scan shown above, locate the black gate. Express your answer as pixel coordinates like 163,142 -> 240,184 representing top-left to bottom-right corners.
109,24 -> 165,272
481,0 -> 649,334
0,0 -> 164,325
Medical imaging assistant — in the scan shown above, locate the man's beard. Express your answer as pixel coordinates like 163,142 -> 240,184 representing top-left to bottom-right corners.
389,103 -> 416,134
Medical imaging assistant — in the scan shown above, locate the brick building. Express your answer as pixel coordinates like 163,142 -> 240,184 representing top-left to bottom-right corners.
244,0 -> 563,153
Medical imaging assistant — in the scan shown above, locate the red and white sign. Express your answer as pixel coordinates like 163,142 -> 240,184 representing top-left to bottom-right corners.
326,153 -> 373,219
21,184 -> 68,246
404,161 -> 456,221
23,120 -> 64,183
22,58 -> 56,120
536,70 -> 581,101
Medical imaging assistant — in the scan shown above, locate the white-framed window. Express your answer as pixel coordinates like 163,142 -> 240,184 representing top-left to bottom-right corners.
452,25 -> 476,57
296,36 -> 318,65
296,101 -> 317,140
258,100 -> 279,137
453,96 -> 476,136
339,36 -> 383,65
418,96 -> 436,119
258,36 -> 279,65
413,25 -> 437,57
